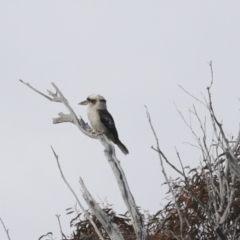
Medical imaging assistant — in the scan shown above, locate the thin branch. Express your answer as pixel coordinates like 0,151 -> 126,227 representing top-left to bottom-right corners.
191,106 -> 221,201
20,80 -> 96,139
219,173 -> 235,224
178,85 -> 206,107
38,232 -> 54,240
225,150 -> 240,177
175,102 -> 220,224
19,79 -> 61,102
207,87 -> 229,148
0,218 -> 11,240
207,61 -> 213,89
145,106 -> 184,240
151,146 -> 184,177
173,147 -> 207,214
50,146 -> 104,240
169,230 -> 181,240
182,142 -> 202,150
174,147 -> 185,177
232,124 -> 240,152
232,214 -> 240,239
79,178 -> 125,240
215,225 -> 227,240
56,215 -> 66,239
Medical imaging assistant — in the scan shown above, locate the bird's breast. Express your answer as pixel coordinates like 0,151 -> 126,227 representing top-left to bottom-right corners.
87,107 -> 106,132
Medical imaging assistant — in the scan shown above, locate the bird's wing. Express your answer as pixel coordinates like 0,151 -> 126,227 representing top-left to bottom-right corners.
98,109 -> 119,139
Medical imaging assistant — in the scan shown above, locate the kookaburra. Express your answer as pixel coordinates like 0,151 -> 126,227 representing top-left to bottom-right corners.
79,94 -> 129,155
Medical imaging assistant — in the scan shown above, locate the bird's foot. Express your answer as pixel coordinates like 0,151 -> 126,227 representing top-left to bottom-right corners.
92,130 -> 104,136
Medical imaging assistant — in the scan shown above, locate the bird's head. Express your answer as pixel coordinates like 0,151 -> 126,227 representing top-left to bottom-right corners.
79,94 -> 107,110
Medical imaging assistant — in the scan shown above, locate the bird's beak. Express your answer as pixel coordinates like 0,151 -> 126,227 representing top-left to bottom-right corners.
79,100 -> 88,105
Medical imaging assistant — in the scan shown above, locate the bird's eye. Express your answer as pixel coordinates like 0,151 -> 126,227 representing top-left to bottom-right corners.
87,98 -> 96,104
100,99 -> 106,103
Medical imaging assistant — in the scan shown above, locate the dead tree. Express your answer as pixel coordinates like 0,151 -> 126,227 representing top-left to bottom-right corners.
20,80 -> 147,240
145,62 -> 240,239
20,63 -> 240,239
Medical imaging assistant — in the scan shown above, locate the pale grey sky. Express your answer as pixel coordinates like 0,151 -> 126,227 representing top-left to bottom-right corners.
1,1 -> 240,239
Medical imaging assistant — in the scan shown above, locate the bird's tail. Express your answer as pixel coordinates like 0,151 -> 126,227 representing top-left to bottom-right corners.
117,140 -> 129,155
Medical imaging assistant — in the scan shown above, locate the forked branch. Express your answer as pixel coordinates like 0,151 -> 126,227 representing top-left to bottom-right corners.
51,146 -> 104,240
20,80 -> 147,240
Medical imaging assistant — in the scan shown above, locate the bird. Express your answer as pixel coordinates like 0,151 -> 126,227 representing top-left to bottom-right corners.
79,94 -> 129,155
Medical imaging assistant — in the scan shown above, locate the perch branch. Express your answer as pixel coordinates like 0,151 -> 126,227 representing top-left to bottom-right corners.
21,80 -> 147,240
99,135 -> 148,240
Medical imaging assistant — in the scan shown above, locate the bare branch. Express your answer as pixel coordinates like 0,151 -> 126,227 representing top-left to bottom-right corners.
79,178 -> 125,240
50,146 -> 104,240
38,232 -> 54,240
219,173 -> 235,224
225,150 -> 240,177
232,214 -> 240,239
232,124 -> 240,152
56,215 -> 66,239
19,79 -> 61,102
20,80 -> 96,139
0,218 -> 11,240
52,113 -> 75,124
182,142 -> 202,150
215,225 -> 227,240
207,86 -> 229,148
145,106 -> 184,240
178,85 -> 206,107
174,147 -> 185,177
151,146 -> 184,177
99,135 -> 148,240
207,61 -> 213,89
21,81 -> 147,240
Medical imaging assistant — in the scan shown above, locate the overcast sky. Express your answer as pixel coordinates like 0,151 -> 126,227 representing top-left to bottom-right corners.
1,1 -> 240,239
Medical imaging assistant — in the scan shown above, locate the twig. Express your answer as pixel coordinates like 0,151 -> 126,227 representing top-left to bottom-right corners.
19,79 -> 60,102
232,124 -> 240,152
145,106 -> 184,240
207,61 -> 213,89
20,80 -> 96,138
232,214 -> 240,239
175,100 -> 220,224
174,147 -> 185,177
215,225 -> 227,240
182,142 -> 202,150
151,146 -> 184,177
0,218 -> 11,240
178,85 -> 206,107
38,232 -> 54,240
56,215 -> 66,239
50,146 -> 104,240
207,87 -> 229,148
